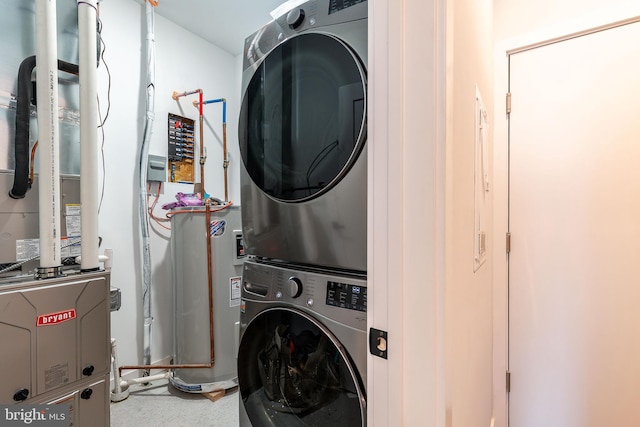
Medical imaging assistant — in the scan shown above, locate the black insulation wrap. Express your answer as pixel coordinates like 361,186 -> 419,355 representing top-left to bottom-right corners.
9,56 -> 79,199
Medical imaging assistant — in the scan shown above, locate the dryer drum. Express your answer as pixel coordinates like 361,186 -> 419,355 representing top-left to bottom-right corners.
239,32 -> 367,203
258,323 -> 341,414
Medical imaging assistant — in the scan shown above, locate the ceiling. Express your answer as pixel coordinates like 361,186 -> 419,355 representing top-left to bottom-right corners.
150,0 -> 287,56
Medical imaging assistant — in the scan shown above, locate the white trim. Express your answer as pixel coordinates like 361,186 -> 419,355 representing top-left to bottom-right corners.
507,15 -> 640,55
368,1 -> 397,423
368,0 -> 446,425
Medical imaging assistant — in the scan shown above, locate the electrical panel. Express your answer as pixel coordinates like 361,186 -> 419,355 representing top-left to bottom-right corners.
167,113 -> 195,183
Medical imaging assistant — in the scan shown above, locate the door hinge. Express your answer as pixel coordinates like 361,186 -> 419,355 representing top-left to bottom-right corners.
506,371 -> 511,393
506,232 -> 511,254
506,92 -> 512,114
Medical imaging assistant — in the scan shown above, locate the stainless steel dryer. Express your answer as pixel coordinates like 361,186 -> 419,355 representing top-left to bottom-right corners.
239,0 -> 368,272
238,259 -> 367,426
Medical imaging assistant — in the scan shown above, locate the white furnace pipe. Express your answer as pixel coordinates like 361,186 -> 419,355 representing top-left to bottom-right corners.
77,0 -> 100,271
35,0 -> 62,271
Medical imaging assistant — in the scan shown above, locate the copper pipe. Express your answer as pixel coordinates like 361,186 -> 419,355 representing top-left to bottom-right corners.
205,201 -> 215,364
119,202 -> 217,378
195,97 -> 228,202
119,364 -> 211,377
199,113 -> 205,196
197,91 -> 206,196
29,140 -> 39,185
223,122 -> 229,202
172,89 -> 201,100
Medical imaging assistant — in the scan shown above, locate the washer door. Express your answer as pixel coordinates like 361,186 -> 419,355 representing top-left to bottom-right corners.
239,33 -> 367,202
238,307 -> 366,426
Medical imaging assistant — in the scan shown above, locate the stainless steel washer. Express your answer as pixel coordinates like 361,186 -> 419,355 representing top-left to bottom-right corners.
238,259 -> 367,426
239,0 -> 368,272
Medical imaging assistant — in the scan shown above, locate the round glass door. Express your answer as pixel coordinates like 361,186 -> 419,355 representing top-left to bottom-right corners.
238,307 -> 366,426
239,33 -> 367,202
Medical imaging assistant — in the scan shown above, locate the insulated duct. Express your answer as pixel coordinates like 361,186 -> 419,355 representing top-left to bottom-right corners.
10,58 -> 80,200
9,56 -> 36,199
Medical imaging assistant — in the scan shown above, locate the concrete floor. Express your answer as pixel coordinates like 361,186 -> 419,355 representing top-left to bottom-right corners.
109,378 -> 239,427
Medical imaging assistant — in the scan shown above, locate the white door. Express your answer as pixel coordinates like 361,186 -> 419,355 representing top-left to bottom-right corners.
509,21 -> 640,427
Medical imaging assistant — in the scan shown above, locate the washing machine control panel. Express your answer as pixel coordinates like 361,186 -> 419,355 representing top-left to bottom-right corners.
286,276 -> 303,298
242,260 -> 367,328
326,281 -> 367,312
328,0 -> 367,15
286,9 -> 306,29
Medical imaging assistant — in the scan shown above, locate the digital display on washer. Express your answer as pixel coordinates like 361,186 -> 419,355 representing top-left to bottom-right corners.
328,0 -> 366,15
326,281 -> 367,312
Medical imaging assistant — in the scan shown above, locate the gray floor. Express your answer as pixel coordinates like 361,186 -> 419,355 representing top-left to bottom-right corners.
109,379 -> 239,427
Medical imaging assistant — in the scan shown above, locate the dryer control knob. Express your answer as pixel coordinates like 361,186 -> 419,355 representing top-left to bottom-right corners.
286,9 -> 305,30
287,276 -> 303,298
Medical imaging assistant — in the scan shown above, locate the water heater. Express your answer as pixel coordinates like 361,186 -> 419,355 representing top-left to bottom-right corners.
169,206 -> 244,392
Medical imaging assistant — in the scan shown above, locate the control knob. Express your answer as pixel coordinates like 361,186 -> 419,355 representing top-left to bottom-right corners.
13,388 -> 29,402
287,276 -> 303,298
286,8 -> 305,30
80,388 -> 93,400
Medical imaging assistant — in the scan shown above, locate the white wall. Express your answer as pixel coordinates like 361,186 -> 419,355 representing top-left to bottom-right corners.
492,1 -> 640,426
445,0 -> 494,426
98,0 -> 241,374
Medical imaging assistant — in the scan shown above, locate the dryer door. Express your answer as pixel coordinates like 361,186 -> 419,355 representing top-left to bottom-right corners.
238,307 -> 366,426
239,33 -> 367,203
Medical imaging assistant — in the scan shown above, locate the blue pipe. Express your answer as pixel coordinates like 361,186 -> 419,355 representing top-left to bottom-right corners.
200,97 -> 229,201
201,98 -> 226,124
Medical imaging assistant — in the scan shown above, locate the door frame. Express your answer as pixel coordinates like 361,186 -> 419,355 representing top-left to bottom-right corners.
492,14 -> 640,427
367,1 -> 446,426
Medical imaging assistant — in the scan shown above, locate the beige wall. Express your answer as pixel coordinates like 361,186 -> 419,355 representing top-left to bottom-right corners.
495,0 -> 640,41
445,0 -> 495,426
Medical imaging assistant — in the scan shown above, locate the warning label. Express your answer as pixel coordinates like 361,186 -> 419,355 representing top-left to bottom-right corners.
16,239 -> 40,261
45,363 -> 69,390
230,276 -> 241,307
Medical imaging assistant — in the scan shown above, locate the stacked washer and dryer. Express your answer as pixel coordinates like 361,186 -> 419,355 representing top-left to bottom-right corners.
237,0 -> 368,426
